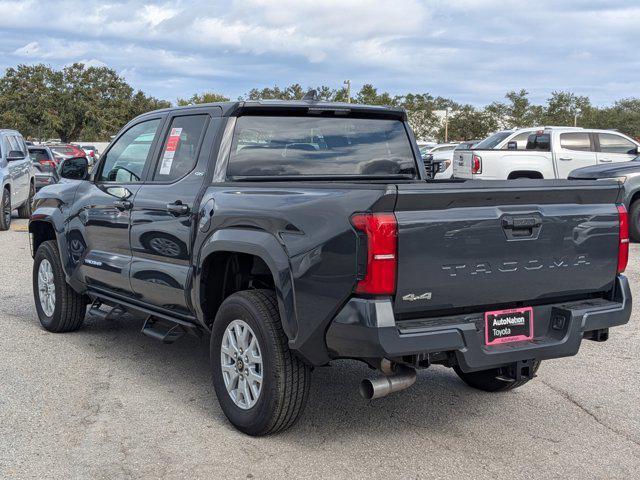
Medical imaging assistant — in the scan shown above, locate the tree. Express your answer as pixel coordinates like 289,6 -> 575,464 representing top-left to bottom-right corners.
542,91 -> 591,127
0,63 -> 170,141
177,92 -> 230,105
440,105 -> 498,141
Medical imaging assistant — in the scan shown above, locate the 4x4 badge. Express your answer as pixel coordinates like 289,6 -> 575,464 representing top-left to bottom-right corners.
402,292 -> 432,302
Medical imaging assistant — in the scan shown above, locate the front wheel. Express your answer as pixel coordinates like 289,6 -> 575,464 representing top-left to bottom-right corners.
33,240 -> 87,332
454,360 -> 541,392
211,289 -> 311,436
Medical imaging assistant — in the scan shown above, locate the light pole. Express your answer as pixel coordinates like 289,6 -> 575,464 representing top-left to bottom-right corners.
343,80 -> 351,103
444,108 -> 449,142
574,112 -> 579,127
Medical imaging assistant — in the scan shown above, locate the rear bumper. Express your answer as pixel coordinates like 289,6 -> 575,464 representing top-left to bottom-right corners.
325,276 -> 632,372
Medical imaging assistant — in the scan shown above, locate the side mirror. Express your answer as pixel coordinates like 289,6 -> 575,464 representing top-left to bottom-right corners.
7,150 -> 26,161
507,141 -> 518,150
59,156 -> 89,180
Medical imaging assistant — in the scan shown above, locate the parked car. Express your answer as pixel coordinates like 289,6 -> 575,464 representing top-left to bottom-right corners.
1,129 -> 35,230
48,143 -> 88,162
454,127 -> 640,180
77,144 -> 100,164
29,100 -> 631,436
569,156 -> 640,240
32,162 -> 60,191
430,140 -> 481,179
28,145 -> 59,168
422,143 -> 458,178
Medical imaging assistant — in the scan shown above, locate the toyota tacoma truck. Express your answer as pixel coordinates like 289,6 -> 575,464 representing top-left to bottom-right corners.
29,100 -> 632,435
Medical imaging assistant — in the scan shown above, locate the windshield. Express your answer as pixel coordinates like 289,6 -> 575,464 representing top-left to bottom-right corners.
473,131 -> 512,149
227,116 -> 417,178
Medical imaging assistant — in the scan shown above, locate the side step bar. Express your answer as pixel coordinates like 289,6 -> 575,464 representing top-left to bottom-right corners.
141,316 -> 193,344
87,290 -> 203,344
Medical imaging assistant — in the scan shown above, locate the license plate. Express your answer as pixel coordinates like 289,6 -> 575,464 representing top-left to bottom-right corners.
485,307 -> 533,345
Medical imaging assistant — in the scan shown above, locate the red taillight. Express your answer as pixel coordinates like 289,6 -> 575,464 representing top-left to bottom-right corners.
617,204 -> 629,274
39,160 -> 56,167
472,154 -> 482,174
351,212 -> 398,295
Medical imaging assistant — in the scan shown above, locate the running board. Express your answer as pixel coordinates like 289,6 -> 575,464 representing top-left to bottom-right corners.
141,316 -> 189,344
87,289 -> 203,343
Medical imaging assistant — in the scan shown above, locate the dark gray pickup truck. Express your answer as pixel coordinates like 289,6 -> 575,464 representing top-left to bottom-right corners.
29,100 -> 632,435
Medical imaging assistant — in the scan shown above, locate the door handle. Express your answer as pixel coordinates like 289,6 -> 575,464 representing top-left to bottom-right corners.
114,200 -> 132,211
559,157 -> 572,161
600,158 -> 613,162
167,201 -> 190,216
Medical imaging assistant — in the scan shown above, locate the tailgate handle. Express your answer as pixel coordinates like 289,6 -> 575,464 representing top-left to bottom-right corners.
502,216 -> 542,240
502,216 -> 540,229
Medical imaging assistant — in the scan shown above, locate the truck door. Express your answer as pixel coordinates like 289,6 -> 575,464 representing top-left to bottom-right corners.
595,132 -> 639,164
129,109 -> 221,315
554,132 -> 597,178
69,117 -> 165,296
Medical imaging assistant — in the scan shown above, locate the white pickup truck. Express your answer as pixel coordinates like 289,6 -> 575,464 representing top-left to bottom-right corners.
453,127 -> 640,180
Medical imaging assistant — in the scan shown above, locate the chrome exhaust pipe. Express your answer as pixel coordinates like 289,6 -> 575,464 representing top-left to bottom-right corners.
359,366 -> 417,400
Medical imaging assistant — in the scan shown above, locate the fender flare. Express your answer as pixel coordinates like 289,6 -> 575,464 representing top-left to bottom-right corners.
194,229 -> 298,341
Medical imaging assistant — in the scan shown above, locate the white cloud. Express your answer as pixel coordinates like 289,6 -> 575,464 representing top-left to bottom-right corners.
0,0 -> 639,104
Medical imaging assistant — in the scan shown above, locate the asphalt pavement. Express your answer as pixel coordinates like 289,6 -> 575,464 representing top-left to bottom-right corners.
1,218 -> 639,479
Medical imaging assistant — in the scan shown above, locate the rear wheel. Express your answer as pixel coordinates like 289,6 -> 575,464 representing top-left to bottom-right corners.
629,201 -> 640,242
211,289 -> 311,436
454,360 -> 541,392
33,240 -> 86,332
17,182 -> 35,219
0,188 -> 10,231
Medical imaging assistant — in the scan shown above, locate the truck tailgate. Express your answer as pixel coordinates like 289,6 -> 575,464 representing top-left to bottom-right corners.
393,180 -> 621,316
452,150 -> 473,178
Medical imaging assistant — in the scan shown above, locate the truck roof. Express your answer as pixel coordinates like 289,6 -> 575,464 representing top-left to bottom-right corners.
134,100 -> 407,123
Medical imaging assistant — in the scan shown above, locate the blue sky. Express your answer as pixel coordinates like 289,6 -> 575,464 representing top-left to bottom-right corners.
0,0 -> 639,106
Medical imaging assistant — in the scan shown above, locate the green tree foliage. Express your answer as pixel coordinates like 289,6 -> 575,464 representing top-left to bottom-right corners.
3,64 -> 640,143
177,92 -> 230,105
0,63 -> 170,142
440,105 -> 499,141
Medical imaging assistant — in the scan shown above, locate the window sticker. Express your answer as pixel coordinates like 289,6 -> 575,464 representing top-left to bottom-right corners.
159,127 -> 183,175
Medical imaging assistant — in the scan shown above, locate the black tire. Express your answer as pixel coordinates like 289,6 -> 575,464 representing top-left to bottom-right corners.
33,240 -> 86,332
0,187 -> 10,231
454,359 -> 541,392
629,201 -> 640,243
211,289 -> 311,436
17,182 -> 35,219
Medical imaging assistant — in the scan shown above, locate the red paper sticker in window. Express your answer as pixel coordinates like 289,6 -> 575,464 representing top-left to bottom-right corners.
159,127 -> 182,175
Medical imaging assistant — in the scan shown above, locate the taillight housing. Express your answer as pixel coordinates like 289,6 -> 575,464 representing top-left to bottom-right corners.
351,212 -> 398,295
472,154 -> 482,174
617,204 -> 629,274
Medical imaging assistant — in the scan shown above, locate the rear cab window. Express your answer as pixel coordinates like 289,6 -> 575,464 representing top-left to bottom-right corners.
597,133 -> 636,154
226,116 -> 418,179
154,115 -> 208,182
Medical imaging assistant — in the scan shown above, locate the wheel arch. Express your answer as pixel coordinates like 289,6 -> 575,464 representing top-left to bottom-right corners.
29,219 -> 57,258
507,170 -> 544,179
194,229 -> 297,341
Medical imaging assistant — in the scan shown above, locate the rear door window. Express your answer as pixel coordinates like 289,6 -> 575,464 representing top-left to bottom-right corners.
560,133 -> 592,152
227,116 -> 417,178
154,115 -> 208,182
597,133 -> 637,154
